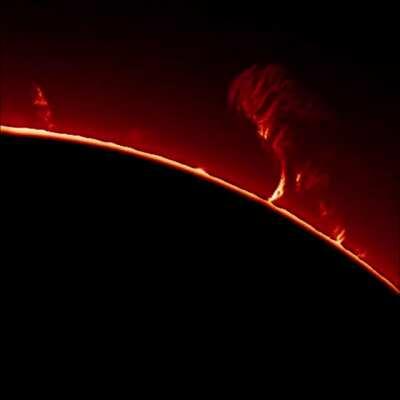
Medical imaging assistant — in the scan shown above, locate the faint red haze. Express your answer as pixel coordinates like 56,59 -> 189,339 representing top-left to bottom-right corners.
33,83 -> 54,130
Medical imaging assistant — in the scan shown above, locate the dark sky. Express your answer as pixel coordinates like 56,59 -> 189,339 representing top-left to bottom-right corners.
1,3 -> 399,286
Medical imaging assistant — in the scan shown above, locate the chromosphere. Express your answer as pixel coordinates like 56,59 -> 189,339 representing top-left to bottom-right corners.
1,124 -> 398,295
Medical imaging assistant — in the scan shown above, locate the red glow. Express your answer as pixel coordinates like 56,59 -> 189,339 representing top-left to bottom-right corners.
319,202 -> 329,218
33,83 -> 54,130
1,124 -> 398,294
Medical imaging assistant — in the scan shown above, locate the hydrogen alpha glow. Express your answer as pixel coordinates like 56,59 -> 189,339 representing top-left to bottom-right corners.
0,124 -> 398,294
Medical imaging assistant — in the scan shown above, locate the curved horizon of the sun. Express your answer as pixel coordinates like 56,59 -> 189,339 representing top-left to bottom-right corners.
1,124 -> 398,294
